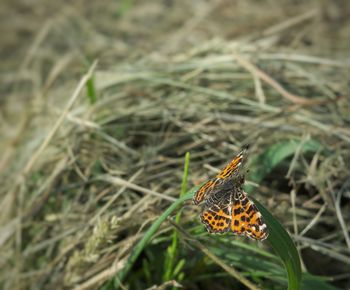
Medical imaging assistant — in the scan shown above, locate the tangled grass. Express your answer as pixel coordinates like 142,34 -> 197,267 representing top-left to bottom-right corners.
1,1 -> 350,289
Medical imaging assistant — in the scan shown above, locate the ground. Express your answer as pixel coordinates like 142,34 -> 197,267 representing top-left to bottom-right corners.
1,1 -> 350,289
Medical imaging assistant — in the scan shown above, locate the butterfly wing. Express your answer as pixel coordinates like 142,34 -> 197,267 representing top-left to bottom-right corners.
231,191 -> 268,241
200,193 -> 232,234
193,147 -> 247,205
215,147 -> 246,179
192,178 -> 219,205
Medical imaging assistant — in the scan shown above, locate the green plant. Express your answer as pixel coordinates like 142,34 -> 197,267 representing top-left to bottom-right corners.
162,152 -> 190,283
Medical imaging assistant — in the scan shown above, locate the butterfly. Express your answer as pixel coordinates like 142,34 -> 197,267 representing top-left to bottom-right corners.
193,146 -> 268,241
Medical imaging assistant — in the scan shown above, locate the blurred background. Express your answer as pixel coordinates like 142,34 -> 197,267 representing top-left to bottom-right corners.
1,0 -> 350,289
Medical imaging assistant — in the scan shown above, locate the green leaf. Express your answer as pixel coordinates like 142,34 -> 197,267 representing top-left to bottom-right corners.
253,198 -> 302,290
302,274 -> 340,290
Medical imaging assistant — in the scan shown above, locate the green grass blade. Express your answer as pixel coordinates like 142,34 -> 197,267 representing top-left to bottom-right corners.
163,152 -> 190,282
253,198 -> 302,290
116,0 -> 134,17
86,74 -> 97,104
302,274 -> 340,290
180,152 -> 190,198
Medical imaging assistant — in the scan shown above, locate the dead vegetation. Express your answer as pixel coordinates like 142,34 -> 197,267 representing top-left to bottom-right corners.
0,0 -> 350,289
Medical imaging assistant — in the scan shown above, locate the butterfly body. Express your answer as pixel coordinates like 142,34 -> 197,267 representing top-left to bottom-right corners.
193,147 -> 268,241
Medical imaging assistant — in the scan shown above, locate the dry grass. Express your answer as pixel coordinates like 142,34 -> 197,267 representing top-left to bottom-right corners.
1,0 -> 350,289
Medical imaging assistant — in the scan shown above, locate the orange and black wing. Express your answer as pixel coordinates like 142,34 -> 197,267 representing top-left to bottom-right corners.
215,147 -> 246,179
192,178 -> 219,205
193,147 -> 247,205
200,195 -> 232,234
230,191 -> 268,241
